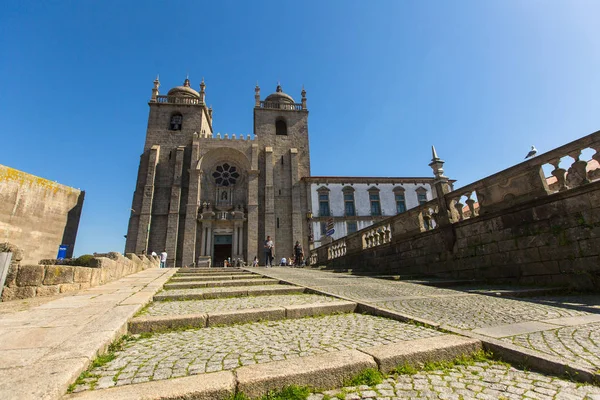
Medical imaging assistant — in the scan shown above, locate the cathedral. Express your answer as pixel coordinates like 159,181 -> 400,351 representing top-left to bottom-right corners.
125,77 -> 437,267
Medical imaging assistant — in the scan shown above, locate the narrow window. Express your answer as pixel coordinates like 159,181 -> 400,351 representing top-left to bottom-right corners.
395,194 -> 406,213
276,119 -> 287,135
319,193 -> 330,217
277,217 -> 280,228
342,187 -> 356,217
369,193 -> 381,216
347,221 -> 358,234
416,188 -> 428,205
169,113 -> 183,131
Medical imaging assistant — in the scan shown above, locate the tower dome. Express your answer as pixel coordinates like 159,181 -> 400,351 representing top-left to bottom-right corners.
167,78 -> 200,98
264,84 -> 295,104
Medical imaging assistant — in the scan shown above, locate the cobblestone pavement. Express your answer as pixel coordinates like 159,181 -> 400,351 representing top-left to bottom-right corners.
374,295 -> 589,330
72,314 -> 443,392
310,361 -> 600,400
140,293 -> 341,316
256,268 -> 600,373
506,322 -> 600,370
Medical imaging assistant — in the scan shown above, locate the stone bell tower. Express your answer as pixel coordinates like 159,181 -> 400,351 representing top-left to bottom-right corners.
254,84 -> 311,262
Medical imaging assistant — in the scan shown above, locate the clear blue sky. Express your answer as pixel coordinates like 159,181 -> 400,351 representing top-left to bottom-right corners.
2,1 -> 599,256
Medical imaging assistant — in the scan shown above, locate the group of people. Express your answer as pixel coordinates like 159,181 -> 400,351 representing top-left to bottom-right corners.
256,236 -> 304,267
145,236 -> 302,269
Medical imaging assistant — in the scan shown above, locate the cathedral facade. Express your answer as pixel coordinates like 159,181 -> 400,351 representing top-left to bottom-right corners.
125,78 -> 311,267
125,77 -> 439,267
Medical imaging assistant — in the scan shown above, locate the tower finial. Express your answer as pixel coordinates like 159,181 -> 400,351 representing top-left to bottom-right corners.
431,145 -> 439,160
301,85 -> 307,110
151,74 -> 160,102
255,82 -> 261,107
429,145 -> 447,181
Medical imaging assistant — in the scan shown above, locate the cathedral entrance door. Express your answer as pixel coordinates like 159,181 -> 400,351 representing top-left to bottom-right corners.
213,234 -> 232,267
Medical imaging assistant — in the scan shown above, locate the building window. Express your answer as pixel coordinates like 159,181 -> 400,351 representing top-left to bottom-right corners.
320,222 -> 327,235
344,193 -> 355,216
212,163 -> 240,186
318,193 -> 330,217
347,221 -> 358,234
395,194 -> 406,213
276,119 -> 287,135
169,113 -> 183,130
416,188 -> 428,205
369,193 -> 381,216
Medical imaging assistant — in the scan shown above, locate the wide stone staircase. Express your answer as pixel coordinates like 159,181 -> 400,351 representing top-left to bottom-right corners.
64,267 -> 485,399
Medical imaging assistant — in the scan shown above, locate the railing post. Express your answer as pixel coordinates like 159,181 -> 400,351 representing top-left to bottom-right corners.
429,146 -> 457,250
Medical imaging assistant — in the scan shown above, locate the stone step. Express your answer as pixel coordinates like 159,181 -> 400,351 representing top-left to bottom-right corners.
153,285 -> 305,301
169,274 -> 262,282
163,278 -> 279,290
66,312 -> 481,398
176,268 -> 247,274
128,300 -> 357,333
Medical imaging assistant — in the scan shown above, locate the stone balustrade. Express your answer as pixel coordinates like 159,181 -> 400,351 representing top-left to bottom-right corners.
156,95 -> 203,105
195,131 -> 254,140
259,101 -> 303,111
310,130 -> 600,269
327,240 -> 347,260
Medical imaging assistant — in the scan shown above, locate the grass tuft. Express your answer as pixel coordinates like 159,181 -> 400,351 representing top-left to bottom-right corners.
261,385 -> 311,400
344,368 -> 384,386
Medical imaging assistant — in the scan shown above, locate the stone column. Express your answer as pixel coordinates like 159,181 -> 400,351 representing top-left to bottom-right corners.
165,146 -> 185,267
135,145 -> 160,253
246,144 -> 259,261
429,146 -> 455,250
181,141 -> 202,266
264,146 -> 275,254
290,148 -> 303,244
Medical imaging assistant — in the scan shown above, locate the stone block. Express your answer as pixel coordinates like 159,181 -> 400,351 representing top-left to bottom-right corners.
508,248 -> 540,264
16,264 -> 45,286
43,266 -> 75,285
129,314 -> 207,334
73,267 -> 93,283
538,244 -> 577,261
36,285 -> 60,297
497,239 -> 517,252
90,268 -> 101,286
1,285 -> 36,301
4,264 -> 18,287
563,195 -> 591,214
207,307 -> 285,326
521,261 -> 559,276
236,350 -> 377,399
360,335 -> 481,373
59,283 -> 80,293
284,301 -> 357,319
578,238 -> 600,257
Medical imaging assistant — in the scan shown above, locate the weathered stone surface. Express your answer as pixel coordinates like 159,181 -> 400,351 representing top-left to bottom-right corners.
65,371 -> 235,400
129,314 -> 208,334
1,285 -> 36,301
16,264 -> 45,286
59,283 -> 81,293
207,307 -> 285,326
360,334 -> 482,373
43,266 -> 75,285
73,267 -> 93,283
36,285 -> 60,297
236,350 -> 377,399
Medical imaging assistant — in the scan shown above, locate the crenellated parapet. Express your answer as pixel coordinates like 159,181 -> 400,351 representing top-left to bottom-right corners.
193,131 -> 255,140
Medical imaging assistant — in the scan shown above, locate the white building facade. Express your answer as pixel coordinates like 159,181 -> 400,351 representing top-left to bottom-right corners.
304,177 -> 439,248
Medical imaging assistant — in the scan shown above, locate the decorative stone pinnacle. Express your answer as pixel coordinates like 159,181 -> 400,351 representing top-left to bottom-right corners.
429,145 -> 447,180
183,77 -> 190,87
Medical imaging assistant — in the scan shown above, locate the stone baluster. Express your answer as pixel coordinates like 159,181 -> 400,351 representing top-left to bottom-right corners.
549,158 -> 568,192
465,192 -> 477,219
384,225 -> 392,243
423,210 -> 432,230
454,197 -> 465,221
567,149 -> 589,187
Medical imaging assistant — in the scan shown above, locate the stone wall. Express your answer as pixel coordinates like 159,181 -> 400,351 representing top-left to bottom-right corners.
0,164 -> 84,263
1,250 -> 160,301
321,182 -> 600,289
313,130 -> 600,290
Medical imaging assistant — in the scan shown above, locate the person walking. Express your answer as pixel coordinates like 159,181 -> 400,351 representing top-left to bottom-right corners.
264,236 -> 274,267
294,241 -> 304,267
160,250 -> 167,268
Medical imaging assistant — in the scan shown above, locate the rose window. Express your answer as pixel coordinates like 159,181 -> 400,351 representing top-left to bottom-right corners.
212,163 -> 239,186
